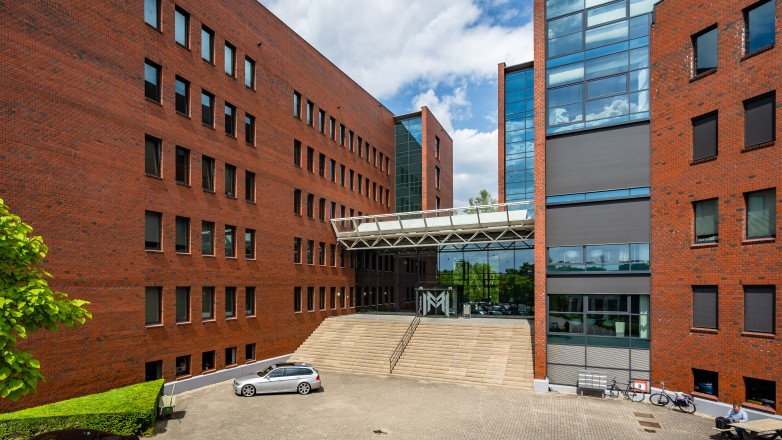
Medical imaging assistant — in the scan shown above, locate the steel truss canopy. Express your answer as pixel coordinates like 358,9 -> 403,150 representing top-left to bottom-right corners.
331,201 -> 534,250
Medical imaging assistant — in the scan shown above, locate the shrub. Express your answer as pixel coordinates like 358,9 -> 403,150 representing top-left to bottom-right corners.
0,379 -> 163,439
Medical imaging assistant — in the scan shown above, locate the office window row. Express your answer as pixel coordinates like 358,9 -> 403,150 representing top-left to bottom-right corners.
692,0 -> 776,77
693,188 -> 776,243
145,136 -> 256,202
690,368 -> 776,412
144,212 -> 256,259
294,286 -> 351,312
547,243 -> 650,272
692,92 -> 776,162
292,92 -> 391,174
293,237 -> 341,268
293,191 -> 387,225
144,62 -> 256,146
354,250 -> 396,272
144,0 -> 256,89
693,285 -> 776,335
145,285 -> 256,327
145,343 -> 257,381
355,286 -> 396,308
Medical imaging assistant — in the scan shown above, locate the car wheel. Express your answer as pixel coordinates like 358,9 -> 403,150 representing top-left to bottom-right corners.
297,382 -> 311,395
241,385 -> 256,397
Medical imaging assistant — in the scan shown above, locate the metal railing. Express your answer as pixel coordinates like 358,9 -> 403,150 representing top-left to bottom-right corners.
389,310 -> 421,373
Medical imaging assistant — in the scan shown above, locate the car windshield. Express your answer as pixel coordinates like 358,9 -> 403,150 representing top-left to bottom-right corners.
257,366 -> 274,377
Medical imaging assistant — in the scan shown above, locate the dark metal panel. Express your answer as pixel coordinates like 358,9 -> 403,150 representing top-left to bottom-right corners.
693,112 -> 718,161
547,275 -> 650,294
546,123 -> 650,195
546,199 -> 650,246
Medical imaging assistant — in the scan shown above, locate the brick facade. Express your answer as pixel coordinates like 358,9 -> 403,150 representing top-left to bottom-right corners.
650,0 -> 782,414
0,0 -> 451,410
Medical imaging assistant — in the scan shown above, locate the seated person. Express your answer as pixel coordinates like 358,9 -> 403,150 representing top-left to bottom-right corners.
724,404 -> 748,439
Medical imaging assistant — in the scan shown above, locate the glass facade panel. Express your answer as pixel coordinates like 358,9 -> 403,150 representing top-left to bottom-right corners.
503,67 -> 534,212
548,294 -> 650,339
547,243 -> 649,272
746,1 -> 776,54
395,117 -> 423,211
587,1 -> 626,28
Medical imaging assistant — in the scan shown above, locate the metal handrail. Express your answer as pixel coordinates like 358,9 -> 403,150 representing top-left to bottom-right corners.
389,311 -> 421,373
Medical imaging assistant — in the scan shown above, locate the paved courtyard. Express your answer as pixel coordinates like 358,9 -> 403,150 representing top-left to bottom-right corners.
155,371 -> 717,439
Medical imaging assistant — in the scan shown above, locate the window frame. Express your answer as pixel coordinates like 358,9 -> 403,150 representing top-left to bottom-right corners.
293,237 -> 302,264
293,189 -> 302,215
145,286 -> 162,326
694,198 -> 719,243
293,140 -> 302,167
225,286 -> 237,318
245,287 -> 256,317
176,286 -> 191,323
144,59 -> 161,103
201,155 -> 215,192
224,41 -> 236,77
245,171 -> 256,203
174,6 -> 190,48
692,25 -> 719,77
175,76 -> 190,116
294,287 -> 302,313
745,188 -> 776,239
175,146 -> 190,185
293,91 -> 302,118
244,56 -> 255,89
224,164 -> 237,198
145,211 -> 162,251
245,228 -> 256,259
145,135 -> 162,177
744,92 -> 776,149
692,111 -> 718,162
175,216 -> 190,254
224,102 -> 236,137
201,90 -> 215,127
201,221 -> 215,256
224,225 -> 236,258
744,285 -> 776,334
201,26 -> 214,63
744,0 -> 777,55
245,113 -> 255,146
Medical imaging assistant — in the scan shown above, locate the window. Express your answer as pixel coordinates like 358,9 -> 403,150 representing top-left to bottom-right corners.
744,286 -> 775,334
349,170 -> 354,191
244,57 -> 255,89
201,91 -> 214,126
435,166 -> 441,189
201,26 -> 214,62
144,60 -> 161,102
225,347 -> 237,366
175,76 -> 189,115
745,0 -> 776,54
329,244 -> 336,266
329,117 -> 336,140
339,165 -> 345,187
175,286 -> 190,323
175,355 -> 190,377
693,369 -> 718,397
202,286 -> 215,320
145,360 -> 163,381
293,91 -> 301,118
225,164 -> 236,197
202,155 -> 215,191
350,287 -> 354,308
385,157 -> 390,175
318,110 -> 325,133
744,93 -> 775,148
245,343 -> 256,362
548,294 -> 650,339
693,26 -> 718,76
339,124 -> 345,146
318,198 -> 326,222
746,189 -> 776,239
372,147 -> 377,166
293,189 -> 301,215
318,153 -> 326,177
245,229 -> 255,259
547,243 -> 650,272
175,146 -> 189,184
145,286 -> 162,325
318,242 -> 325,265
330,202 -> 336,220
694,199 -> 719,243
306,147 -> 314,172
340,288 -> 345,308
357,174 -> 362,194
144,0 -> 160,29
175,216 -> 190,253
201,221 -> 214,255
357,137 -> 363,157
145,211 -> 161,250
294,287 -> 302,312
174,7 -> 189,47
379,153 -> 384,171
306,101 -> 314,126
319,287 -> 326,310
225,103 -> 236,137
330,159 -> 336,182
745,377 -> 776,409
225,225 -> 236,257
306,193 -> 314,219
435,136 -> 440,159
224,42 -> 236,76
348,131 -> 354,151
307,286 -> 314,311
692,112 -> 718,161
693,286 -> 718,329
293,140 -> 302,167
330,287 -> 336,309
145,135 -> 161,177
245,171 -> 256,203
225,287 -> 236,318
293,237 -> 301,263
202,351 -> 215,372
245,287 -> 255,316
436,196 -> 441,210
244,114 -> 255,146
306,240 -> 313,264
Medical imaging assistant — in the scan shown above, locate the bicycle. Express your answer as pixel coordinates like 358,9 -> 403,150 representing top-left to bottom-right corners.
606,378 -> 645,402
649,381 -> 697,414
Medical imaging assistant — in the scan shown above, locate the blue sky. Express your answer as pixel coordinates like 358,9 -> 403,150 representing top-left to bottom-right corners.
262,0 -> 534,207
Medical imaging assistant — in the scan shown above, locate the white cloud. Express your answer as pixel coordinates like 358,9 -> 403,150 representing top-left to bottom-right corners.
261,0 -> 533,99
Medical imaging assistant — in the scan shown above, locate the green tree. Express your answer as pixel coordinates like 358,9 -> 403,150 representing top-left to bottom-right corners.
0,199 -> 91,401
467,189 -> 498,213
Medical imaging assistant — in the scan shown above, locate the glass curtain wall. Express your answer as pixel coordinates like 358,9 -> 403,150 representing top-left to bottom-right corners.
548,294 -> 650,347
545,0 -> 660,135
395,117 -> 423,212
505,67 -> 535,215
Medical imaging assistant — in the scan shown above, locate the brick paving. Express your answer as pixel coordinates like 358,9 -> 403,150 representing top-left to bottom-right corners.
154,371 -> 716,439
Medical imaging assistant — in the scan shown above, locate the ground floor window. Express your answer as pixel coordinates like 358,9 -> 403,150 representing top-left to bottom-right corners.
202,351 -> 215,372
745,377 -> 776,409
245,344 -> 256,362
693,368 -> 718,397
548,294 -> 650,340
145,360 -> 162,381
176,355 -> 191,377
225,347 -> 237,366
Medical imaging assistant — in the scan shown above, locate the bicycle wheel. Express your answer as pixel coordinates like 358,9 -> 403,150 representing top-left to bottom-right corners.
607,387 -> 620,398
680,401 -> 696,414
627,389 -> 645,402
649,392 -> 669,406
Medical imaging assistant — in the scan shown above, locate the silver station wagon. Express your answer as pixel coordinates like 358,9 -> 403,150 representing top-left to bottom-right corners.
234,363 -> 321,396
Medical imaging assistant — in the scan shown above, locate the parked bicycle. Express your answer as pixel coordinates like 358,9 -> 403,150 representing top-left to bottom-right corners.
649,381 -> 697,414
606,378 -> 645,402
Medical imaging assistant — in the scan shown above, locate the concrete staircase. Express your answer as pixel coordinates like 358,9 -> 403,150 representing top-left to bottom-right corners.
391,321 -> 534,389
289,315 -> 534,390
288,315 -> 413,374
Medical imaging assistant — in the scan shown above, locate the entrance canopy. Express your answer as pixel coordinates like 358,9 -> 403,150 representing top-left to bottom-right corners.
331,201 -> 534,250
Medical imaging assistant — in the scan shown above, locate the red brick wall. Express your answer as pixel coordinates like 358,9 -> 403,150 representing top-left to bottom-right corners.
650,0 -> 782,413
1,0 -> 397,410
421,107 -> 453,210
